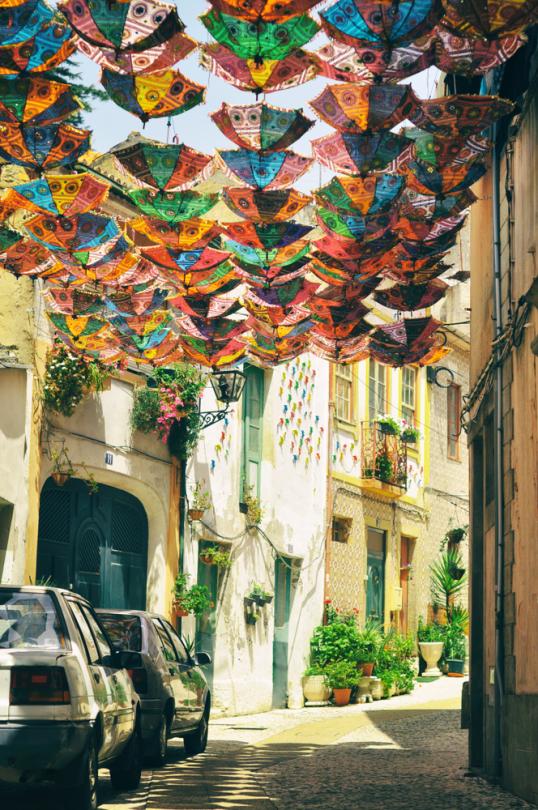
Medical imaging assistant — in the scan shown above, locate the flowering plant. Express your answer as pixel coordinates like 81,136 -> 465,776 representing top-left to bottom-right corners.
43,342 -> 109,417
156,385 -> 186,443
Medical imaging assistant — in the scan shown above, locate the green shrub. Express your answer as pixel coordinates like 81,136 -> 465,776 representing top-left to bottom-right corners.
324,661 -> 360,689
310,621 -> 360,667
417,618 -> 445,643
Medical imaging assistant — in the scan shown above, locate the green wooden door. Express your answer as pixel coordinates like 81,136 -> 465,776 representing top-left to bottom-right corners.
366,528 -> 386,623
242,366 -> 264,495
37,478 -> 148,609
272,558 -> 292,708
195,552 -> 218,690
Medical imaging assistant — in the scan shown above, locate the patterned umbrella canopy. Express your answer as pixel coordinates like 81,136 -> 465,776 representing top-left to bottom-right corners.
217,148 -> 313,189
112,137 -> 211,191
142,245 -> 230,273
59,0 -> 184,52
315,38 -> 433,82
164,262 -> 238,296
400,128 -> 491,167
47,313 -> 109,345
316,205 -> 397,242
315,174 -> 404,215
226,238 -> 310,267
401,158 -> 486,196
2,173 -> 109,217
440,0 -> 538,38
234,256 -> 309,286
169,293 -> 241,320
310,332 -> 371,364
314,230 -> 399,259
129,217 -> 221,249
52,234 -> 132,270
396,210 -> 467,239
223,187 -> 310,221
46,287 -> 104,316
0,18 -> 75,75
0,122 -> 91,171
246,330 -> 310,366
201,10 -> 318,64
179,335 -> 246,367
433,27 -> 526,74
207,0 -> 322,21
222,220 -> 312,249
382,253 -> 450,283
0,76 -> 80,125
373,279 -> 448,310
128,189 -> 218,222
212,101 -> 314,152
0,0 -> 51,46
74,30 -> 196,74
25,212 -> 120,252
0,238 -> 59,277
101,68 -> 205,122
308,252 -> 381,289
412,93 -> 514,137
368,316 -> 442,365
311,82 -> 419,132
200,44 -> 319,96
320,0 -> 441,48
399,186 -> 476,221
312,129 -> 409,175
399,223 -> 461,258
243,278 -> 317,309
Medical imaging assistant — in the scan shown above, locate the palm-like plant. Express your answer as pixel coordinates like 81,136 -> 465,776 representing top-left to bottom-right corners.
430,549 -> 467,618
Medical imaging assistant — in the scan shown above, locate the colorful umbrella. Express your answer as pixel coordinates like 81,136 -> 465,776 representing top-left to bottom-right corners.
234,256 -> 309,286
315,38 -> 433,82
217,148 -> 313,189
59,0 -> 184,52
207,0 -> 322,21
433,28 -> 527,74
315,174 -> 404,216
101,68 -> 205,123
142,245 -> 230,273
169,293 -> 241,321
396,211 -> 468,240
312,129 -> 409,175
399,186 -> 476,221
0,224 -> 23,253
399,225 -> 461,258
47,313 -> 109,344
46,287 -> 103,316
226,238 -> 310,267
440,0 -> 538,38
373,280 -> 448,311
3,173 -> 109,217
310,82 -> 419,132
0,0 -> 51,46
320,0 -> 441,48
0,19 -> 75,75
25,212 -> 120,252
112,137 -> 211,192
200,44 -> 319,96
53,234 -> 132,271
211,101 -> 314,152
201,10 -> 318,64
400,128 -> 491,167
247,331 -> 310,366
179,335 -> 246,367
383,254 -> 450,284
74,30 -> 196,74
221,220 -> 312,248
412,94 -> 514,137
243,278 -> 317,309
316,206 -> 397,242
308,252 -> 381,289
129,217 -> 221,249
0,76 -> 80,125
223,187 -> 310,222
0,238 -> 59,277
0,121 -> 91,171
128,189 -> 218,222
310,332 -> 370,363
175,314 -> 247,345
368,316 -> 442,365
401,159 -> 486,196
314,230 -> 399,260
164,263 -> 239,296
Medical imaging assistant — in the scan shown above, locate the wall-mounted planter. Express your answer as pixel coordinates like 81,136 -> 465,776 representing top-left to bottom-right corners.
245,612 -> 259,626
188,508 -> 205,522
51,472 -> 70,487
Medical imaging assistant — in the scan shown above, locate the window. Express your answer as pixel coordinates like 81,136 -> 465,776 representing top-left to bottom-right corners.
368,361 -> 387,421
0,591 -> 66,650
152,618 -> 176,663
401,367 -> 417,425
98,614 -> 142,651
447,384 -> 461,460
335,365 -> 353,422
80,605 -> 111,659
332,516 -> 352,543
68,601 -> 100,664
241,365 -> 264,497
161,620 -> 189,664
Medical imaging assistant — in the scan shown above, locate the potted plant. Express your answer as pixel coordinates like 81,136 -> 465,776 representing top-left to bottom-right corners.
241,483 -> 264,526
375,415 -> 401,436
310,620 -> 361,669
355,620 -> 382,676
188,480 -> 211,522
324,661 -> 360,706
417,619 -> 445,676
199,545 -> 232,569
441,525 -> 468,549
302,665 -> 330,704
375,452 -> 393,483
444,625 -> 466,677
172,573 -> 213,618
249,583 -> 273,606
401,425 -> 420,444
245,607 -> 260,625
49,448 -> 74,487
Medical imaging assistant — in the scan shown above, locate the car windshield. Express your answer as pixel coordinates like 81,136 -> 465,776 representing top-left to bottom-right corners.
98,614 -> 142,652
0,590 -> 66,650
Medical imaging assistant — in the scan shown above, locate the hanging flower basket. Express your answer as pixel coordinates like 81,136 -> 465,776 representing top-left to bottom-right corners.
376,417 -> 400,436
188,508 -> 205,522
200,554 -> 214,565
51,472 -> 70,487
173,602 -> 189,618
246,612 -> 259,625
401,426 -> 420,444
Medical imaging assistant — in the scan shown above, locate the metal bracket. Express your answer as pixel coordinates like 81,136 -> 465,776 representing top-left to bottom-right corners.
198,406 -> 230,430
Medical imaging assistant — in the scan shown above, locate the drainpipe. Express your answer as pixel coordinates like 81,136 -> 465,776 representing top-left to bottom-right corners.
492,123 -> 505,781
323,365 -> 335,619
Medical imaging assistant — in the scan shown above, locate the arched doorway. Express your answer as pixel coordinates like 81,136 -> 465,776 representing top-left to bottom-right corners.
37,478 -> 148,609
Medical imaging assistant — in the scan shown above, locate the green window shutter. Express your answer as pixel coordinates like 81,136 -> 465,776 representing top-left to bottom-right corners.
241,366 -> 264,498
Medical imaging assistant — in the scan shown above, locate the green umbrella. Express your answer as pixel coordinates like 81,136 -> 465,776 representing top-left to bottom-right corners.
128,190 -> 219,222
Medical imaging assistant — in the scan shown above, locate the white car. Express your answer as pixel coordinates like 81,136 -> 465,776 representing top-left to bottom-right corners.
0,586 -> 142,809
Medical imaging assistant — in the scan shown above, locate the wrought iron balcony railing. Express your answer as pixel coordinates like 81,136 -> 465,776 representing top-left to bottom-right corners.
360,422 -> 408,490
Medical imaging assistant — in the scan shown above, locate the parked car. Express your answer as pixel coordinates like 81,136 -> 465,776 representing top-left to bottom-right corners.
97,609 -> 211,765
0,586 -> 142,810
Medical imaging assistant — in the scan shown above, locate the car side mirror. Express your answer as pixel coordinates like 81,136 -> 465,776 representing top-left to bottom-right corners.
103,649 -> 143,669
195,651 -> 211,666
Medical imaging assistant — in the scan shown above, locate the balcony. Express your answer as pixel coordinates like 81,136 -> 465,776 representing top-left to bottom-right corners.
358,422 -> 408,496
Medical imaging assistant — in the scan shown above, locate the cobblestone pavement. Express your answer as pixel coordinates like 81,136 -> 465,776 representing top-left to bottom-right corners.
14,679 -> 538,810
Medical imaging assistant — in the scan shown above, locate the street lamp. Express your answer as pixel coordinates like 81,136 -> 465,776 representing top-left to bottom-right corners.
199,369 -> 246,430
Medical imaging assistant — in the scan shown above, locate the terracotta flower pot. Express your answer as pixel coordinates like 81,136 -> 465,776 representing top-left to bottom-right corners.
200,555 -> 214,565
188,509 -> 204,522
302,675 -> 330,703
332,687 -> 352,706
173,603 -> 189,618
419,641 -> 444,676
51,472 -> 69,487
359,662 -> 374,677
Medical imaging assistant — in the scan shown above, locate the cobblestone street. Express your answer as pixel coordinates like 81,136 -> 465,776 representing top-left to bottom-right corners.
91,680 -> 536,810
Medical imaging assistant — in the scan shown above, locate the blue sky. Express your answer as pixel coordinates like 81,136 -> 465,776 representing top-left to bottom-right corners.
77,2 -> 439,189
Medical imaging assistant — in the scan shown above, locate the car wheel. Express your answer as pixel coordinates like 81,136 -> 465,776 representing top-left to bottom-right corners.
183,708 -> 209,757
63,735 -> 98,810
109,730 -> 142,791
147,712 -> 168,767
